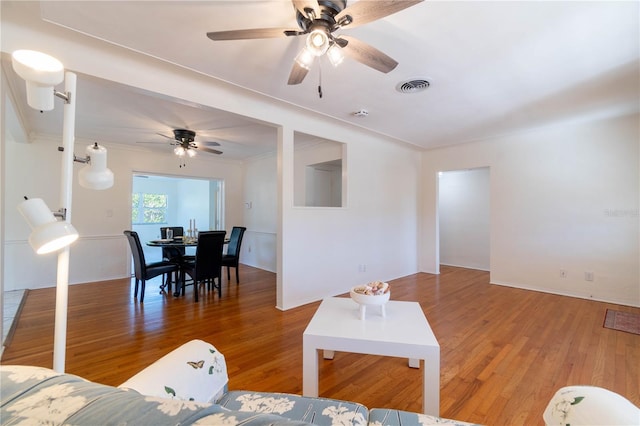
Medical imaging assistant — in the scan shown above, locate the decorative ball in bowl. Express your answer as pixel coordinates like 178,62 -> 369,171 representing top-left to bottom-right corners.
350,281 -> 390,319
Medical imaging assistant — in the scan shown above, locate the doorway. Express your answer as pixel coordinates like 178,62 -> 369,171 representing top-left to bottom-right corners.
131,173 -> 223,262
438,167 -> 490,271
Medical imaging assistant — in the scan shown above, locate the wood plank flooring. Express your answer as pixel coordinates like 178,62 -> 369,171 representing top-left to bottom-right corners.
2,265 -> 639,425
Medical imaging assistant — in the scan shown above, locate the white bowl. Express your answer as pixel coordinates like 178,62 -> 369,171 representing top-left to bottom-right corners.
349,287 -> 391,305
350,283 -> 391,320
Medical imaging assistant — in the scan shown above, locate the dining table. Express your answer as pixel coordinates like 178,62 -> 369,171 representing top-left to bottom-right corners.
147,237 -> 199,296
146,237 -> 199,248
146,236 -> 229,297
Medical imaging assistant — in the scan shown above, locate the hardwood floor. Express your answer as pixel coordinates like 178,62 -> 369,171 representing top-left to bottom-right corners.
2,265 -> 639,425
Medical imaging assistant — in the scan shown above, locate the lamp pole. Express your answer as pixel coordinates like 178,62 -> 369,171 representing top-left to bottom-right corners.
53,71 -> 76,373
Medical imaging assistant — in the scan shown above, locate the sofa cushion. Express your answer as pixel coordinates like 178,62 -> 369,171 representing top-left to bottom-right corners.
1,365 -> 310,425
218,390 -> 369,425
368,408 -> 480,426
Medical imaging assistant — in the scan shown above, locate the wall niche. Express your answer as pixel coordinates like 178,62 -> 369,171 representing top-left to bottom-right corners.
293,132 -> 346,207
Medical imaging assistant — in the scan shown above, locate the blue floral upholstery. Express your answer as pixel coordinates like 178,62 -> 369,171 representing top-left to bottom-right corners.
219,390 -> 369,425
0,365 -> 310,425
368,408 -> 479,425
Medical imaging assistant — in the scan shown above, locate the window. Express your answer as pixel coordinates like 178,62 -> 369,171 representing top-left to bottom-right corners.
132,193 -> 168,224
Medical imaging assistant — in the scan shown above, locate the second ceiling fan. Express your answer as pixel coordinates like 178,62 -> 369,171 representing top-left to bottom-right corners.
206,0 -> 423,85
139,128 -> 223,157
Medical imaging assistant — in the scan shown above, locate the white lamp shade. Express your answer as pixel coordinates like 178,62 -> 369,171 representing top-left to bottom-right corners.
306,29 -> 330,56
295,48 -> 315,71
17,198 -> 79,254
11,50 -> 64,111
327,44 -> 345,67
78,144 -> 114,190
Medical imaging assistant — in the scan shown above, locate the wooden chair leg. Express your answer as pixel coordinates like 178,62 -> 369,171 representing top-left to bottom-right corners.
226,266 -> 230,281
134,278 -> 139,298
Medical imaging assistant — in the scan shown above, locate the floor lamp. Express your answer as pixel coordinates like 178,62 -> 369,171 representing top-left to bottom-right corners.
12,50 -> 114,373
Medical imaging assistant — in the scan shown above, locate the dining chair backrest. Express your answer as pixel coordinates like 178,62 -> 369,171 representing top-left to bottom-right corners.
193,231 -> 226,281
160,226 -> 185,259
124,230 -> 146,280
226,226 -> 247,258
160,226 -> 184,239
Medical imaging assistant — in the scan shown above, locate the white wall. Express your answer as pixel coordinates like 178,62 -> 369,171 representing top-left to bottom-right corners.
281,126 -> 421,309
439,168 -> 490,270
421,113 -> 640,307
242,152 -> 277,273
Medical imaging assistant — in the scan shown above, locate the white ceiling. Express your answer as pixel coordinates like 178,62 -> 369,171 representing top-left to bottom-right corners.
2,1 -> 639,159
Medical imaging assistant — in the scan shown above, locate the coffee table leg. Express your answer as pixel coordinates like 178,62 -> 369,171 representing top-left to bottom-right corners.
323,350 -> 335,359
408,358 -> 419,368
302,342 -> 319,397
423,350 -> 440,416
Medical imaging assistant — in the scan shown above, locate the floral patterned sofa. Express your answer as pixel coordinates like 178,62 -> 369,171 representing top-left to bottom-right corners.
1,340 -> 474,425
3,339 -> 638,425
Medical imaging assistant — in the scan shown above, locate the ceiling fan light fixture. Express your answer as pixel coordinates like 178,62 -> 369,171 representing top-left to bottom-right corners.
295,48 -> 315,70
327,44 -> 344,67
174,146 -> 186,157
306,28 -> 330,56
186,148 -> 196,158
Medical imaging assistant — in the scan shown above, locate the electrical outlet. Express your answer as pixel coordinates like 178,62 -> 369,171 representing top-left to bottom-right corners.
585,271 -> 594,281
560,269 -> 567,278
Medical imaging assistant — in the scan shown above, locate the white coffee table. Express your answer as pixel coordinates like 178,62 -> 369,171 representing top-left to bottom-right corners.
302,297 -> 440,416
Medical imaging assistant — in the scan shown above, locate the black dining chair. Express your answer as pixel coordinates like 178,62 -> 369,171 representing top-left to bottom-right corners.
222,226 -> 247,284
181,231 -> 226,302
124,230 -> 179,303
160,226 -> 185,260
159,226 -> 185,291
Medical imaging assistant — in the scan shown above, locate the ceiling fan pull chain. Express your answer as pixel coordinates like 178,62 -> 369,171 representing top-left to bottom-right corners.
318,62 -> 323,99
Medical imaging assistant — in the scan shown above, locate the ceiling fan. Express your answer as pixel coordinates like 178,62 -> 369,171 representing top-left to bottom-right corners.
206,0 -> 423,85
138,128 -> 223,158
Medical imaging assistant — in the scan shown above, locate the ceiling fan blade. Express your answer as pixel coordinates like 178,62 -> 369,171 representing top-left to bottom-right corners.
199,147 -> 223,155
207,28 -> 300,41
339,36 -> 398,73
287,61 -> 311,85
335,0 -> 423,29
292,0 -> 320,19
155,132 -> 174,140
199,141 -> 221,147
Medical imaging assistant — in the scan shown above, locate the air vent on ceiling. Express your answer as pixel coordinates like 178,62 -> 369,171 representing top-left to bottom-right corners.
396,79 -> 430,94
